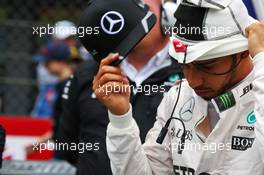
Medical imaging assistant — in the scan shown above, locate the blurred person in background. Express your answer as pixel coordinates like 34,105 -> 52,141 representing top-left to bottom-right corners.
57,0 -> 181,174
53,20 -> 78,47
53,20 -> 92,62
40,41 -> 82,141
31,20 -> 77,118
31,63 -> 58,118
27,41 -> 83,155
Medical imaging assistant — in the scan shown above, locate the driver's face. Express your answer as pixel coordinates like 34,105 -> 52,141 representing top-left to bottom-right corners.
182,55 -> 236,100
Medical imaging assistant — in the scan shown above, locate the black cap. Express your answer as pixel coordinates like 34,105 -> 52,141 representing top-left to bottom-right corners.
78,0 -> 156,64
34,41 -> 70,63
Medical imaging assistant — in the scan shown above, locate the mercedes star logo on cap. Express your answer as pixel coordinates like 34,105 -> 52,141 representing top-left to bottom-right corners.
100,11 -> 125,35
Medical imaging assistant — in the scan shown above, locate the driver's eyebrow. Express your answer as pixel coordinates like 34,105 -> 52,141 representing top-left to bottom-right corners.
178,58 -> 223,66
193,58 -> 222,65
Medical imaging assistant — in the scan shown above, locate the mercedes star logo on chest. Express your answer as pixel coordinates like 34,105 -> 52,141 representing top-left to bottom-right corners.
100,11 -> 125,35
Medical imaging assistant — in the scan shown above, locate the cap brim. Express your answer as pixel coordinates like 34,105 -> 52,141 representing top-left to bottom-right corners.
169,34 -> 248,63
112,11 -> 157,65
169,17 -> 258,64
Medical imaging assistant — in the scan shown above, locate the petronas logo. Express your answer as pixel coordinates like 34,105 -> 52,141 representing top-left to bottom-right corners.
214,92 -> 236,112
247,111 -> 256,124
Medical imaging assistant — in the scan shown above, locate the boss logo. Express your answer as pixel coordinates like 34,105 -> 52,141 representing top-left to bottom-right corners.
231,136 -> 254,151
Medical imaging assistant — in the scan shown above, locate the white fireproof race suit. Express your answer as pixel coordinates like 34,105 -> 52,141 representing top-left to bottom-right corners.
106,52 -> 264,175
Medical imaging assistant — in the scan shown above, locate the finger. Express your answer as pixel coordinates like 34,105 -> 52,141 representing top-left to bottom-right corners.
94,81 -> 130,97
99,73 -> 126,86
99,53 -> 120,69
245,26 -> 254,38
95,65 -> 123,81
94,85 -> 108,99
102,81 -> 130,94
93,73 -> 126,91
245,26 -> 250,38
122,77 -> 129,85
245,22 -> 260,37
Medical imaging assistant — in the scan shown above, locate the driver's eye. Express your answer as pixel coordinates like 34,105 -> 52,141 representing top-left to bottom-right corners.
194,62 -> 216,70
196,64 -> 213,69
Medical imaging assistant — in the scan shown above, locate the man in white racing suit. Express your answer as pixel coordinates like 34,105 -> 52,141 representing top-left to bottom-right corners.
92,0 -> 264,174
